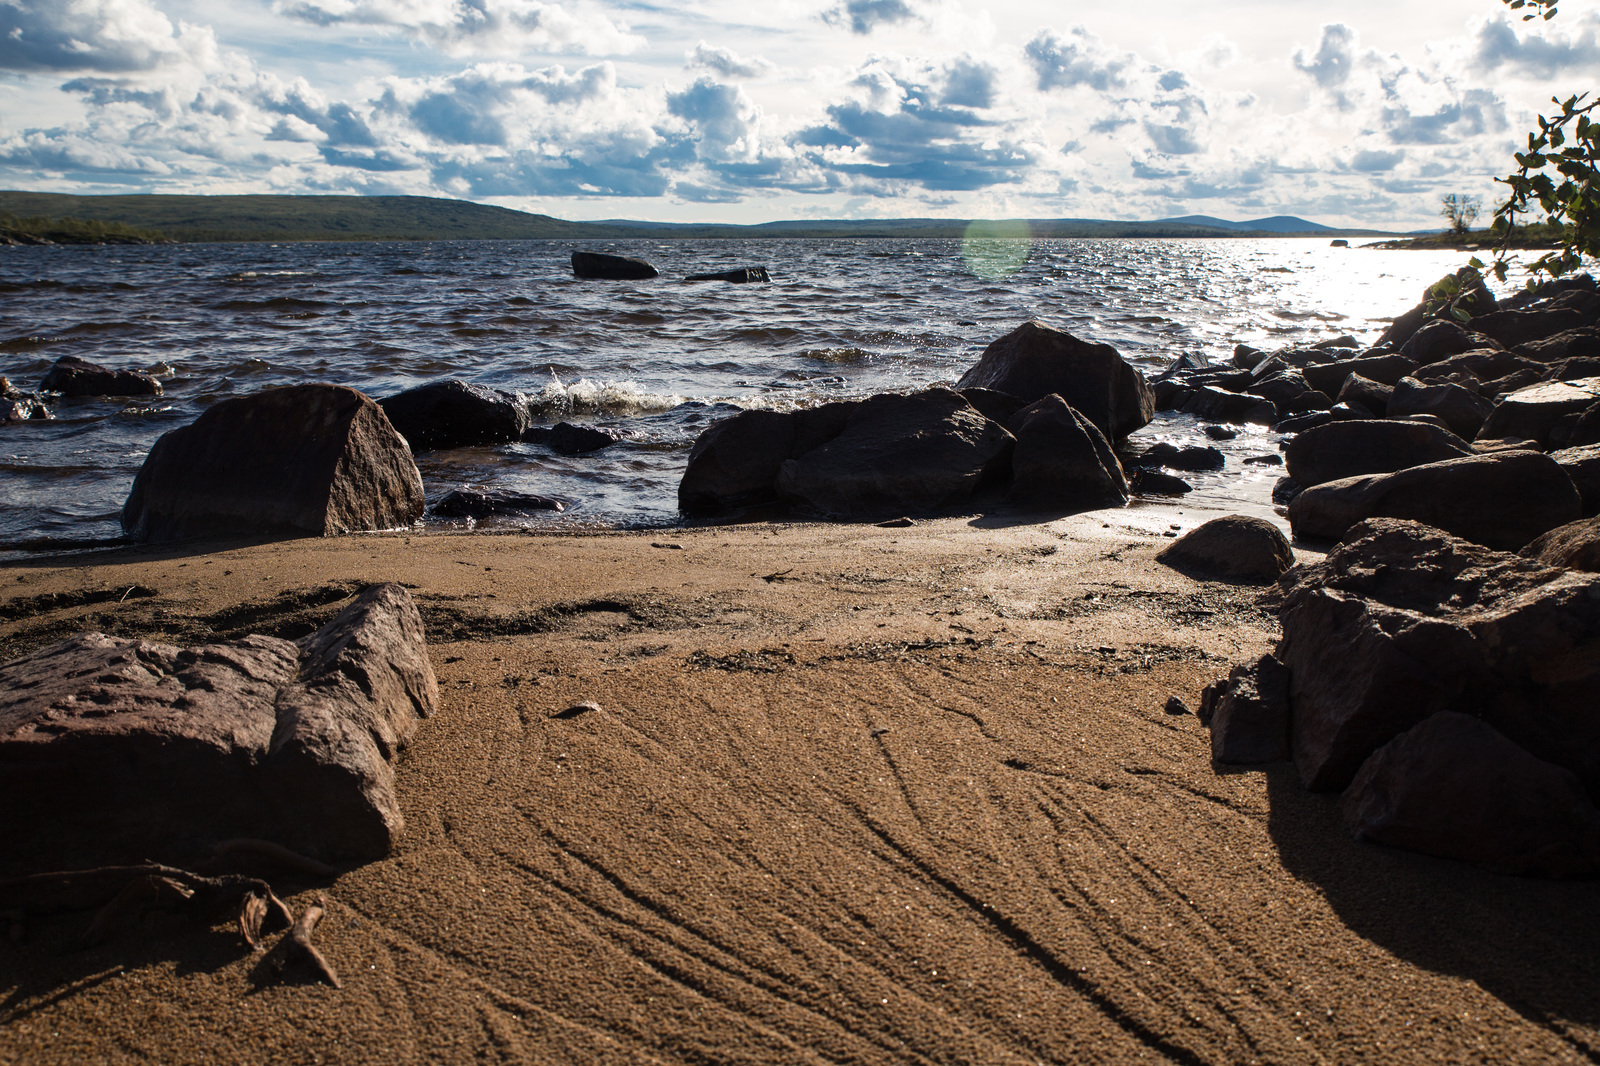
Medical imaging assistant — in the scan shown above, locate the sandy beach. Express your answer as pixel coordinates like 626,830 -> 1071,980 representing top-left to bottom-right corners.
3,504 -> 1598,1064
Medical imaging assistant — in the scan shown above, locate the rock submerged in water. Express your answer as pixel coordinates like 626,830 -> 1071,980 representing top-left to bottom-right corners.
380,379 -> 531,452
571,251 -> 659,280
122,383 -> 424,543
432,488 -> 564,519
524,421 -> 628,455
684,266 -> 769,283
1,376 -> 52,422
39,354 -> 162,397
0,583 -> 437,864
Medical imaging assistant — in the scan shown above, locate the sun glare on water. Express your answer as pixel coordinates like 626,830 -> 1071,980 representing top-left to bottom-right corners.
961,220 -> 1034,279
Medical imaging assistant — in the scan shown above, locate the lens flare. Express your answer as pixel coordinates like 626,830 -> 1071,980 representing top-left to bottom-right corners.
961,219 -> 1033,279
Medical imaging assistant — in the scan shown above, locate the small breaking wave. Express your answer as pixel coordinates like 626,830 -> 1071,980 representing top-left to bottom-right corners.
527,374 -> 685,418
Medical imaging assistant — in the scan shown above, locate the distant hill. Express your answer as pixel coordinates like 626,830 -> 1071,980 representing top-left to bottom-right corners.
0,192 -> 1397,243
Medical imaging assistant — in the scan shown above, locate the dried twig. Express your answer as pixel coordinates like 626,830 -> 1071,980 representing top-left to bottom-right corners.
273,895 -> 341,989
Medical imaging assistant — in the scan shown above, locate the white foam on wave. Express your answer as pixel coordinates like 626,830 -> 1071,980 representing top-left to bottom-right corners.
529,374 -> 685,417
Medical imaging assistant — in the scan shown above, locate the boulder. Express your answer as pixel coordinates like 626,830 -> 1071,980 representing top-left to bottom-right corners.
1176,386 -> 1277,425
955,320 -> 1154,439
684,266 -> 769,283
1400,319 -> 1497,364
1386,377 -> 1495,440
958,387 -> 1027,427
1276,519 -> 1600,795
1157,515 -> 1294,581
432,488 -> 565,519
1521,515 -> 1600,572
39,354 -> 161,397
1282,419 -> 1474,488
122,383 -> 424,543
1469,288 -> 1600,349
1130,442 -> 1225,472
1477,377 -> 1600,449
1206,655 -> 1291,764
1567,402 -> 1600,448
526,421 -> 627,455
571,251 -> 658,280
1287,450 -> 1582,551
776,389 -> 1013,518
379,379 -> 530,452
1302,354 -> 1418,396
1410,348 -> 1541,388
1376,266 -> 1498,350
678,402 -> 858,514
1004,394 -> 1127,511
1130,469 -> 1192,495
1551,444 -> 1600,516
1272,411 -> 1334,435
0,583 -> 436,864
1340,712 -> 1600,877
1515,325 -> 1600,364
1336,374 -> 1392,416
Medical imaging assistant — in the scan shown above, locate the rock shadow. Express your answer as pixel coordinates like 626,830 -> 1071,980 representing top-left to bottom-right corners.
1260,762 -> 1600,1041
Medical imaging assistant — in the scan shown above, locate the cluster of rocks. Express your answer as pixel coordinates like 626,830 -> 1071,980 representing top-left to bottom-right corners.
2,354 -> 164,422
572,250 -> 770,284
1197,518 -> 1600,877
680,320 -> 1155,518
0,583 -> 437,865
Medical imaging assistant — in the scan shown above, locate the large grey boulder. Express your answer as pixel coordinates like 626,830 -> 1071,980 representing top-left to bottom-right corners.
678,402 -> 858,514
1282,419 -> 1474,488
1477,377 -> 1600,448
0,583 -> 437,864
1004,394 -> 1127,511
122,383 -> 425,543
955,320 -> 1154,440
1286,450 -> 1581,551
1341,712 -> 1600,877
1157,515 -> 1295,581
1276,519 -> 1600,796
40,355 -> 161,397
776,388 -> 1013,518
379,379 -> 530,451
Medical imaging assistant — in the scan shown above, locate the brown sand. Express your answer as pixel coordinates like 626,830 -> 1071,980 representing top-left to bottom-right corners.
2,506 -> 1598,1064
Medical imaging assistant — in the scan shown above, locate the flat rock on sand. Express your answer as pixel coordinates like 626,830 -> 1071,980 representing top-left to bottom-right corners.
1,517 -> 1597,1064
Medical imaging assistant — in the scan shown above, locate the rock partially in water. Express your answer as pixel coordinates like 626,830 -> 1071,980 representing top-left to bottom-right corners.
0,583 -> 437,864
684,266 -> 769,283
525,421 -> 628,455
571,251 -> 658,280
1,376 -> 52,422
39,355 -> 161,397
122,383 -> 424,543
380,379 -> 531,452
1005,394 -> 1127,511
956,320 -> 1154,440
432,489 -> 565,519
1130,468 -> 1192,496
679,402 -> 858,514
1129,442 -> 1225,472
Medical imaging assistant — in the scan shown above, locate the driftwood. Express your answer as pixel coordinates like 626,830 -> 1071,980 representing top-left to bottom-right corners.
266,894 -> 341,989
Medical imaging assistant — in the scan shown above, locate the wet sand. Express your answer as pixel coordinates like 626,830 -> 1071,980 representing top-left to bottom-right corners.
2,508 -> 1598,1064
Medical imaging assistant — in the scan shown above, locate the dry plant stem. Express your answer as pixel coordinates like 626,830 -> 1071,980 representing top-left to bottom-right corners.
78,875 -> 193,949
277,895 -> 341,989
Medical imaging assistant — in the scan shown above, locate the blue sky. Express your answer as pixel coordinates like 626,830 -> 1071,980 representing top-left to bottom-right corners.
0,0 -> 1596,227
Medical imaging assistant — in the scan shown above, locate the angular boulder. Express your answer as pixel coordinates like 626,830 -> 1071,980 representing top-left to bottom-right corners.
776,388 -> 1013,518
1520,515 -> 1600,572
1175,385 -> 1277,426
1004,394 -> 1127,511
122,383 -> 424,543
1469,288 -> 1600,349
1551,444 -> 1600,516
571,251 -> 658,280
379,379 -> 531,452
1205,655 -> 1291,764
1301,353 -> 1418,397
1336,374 -> 1392,416
1401,320 -> 1497,364
1282,419 -> 1474,489
0,583 -> 437,864
1376,266 -> 1497,350
1386,377 -> 1495,440
1477,377 -> 1600,449
1287,450 -> 1581,551
1515,325 -> 1600,364
526,421 -> 627,455
1340,712 -> 1600,877
955,320 -> 1154,440
678,402 -> 858,514
39,354 -> 161,397
1157,515 -> 1295,582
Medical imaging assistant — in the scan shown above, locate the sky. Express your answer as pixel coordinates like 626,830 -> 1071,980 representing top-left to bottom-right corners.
0,0 -> 1596,228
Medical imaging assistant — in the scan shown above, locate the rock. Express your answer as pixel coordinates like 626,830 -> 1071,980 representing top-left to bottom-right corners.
1568,403 -> 1600,448
379,379 -> 530,452
1157,514 -> 1295,581
1164,696 -> 1192,716
39,355 -> 161,397
1329,401 -> 1375,420
678,402 -> 858,514
526,421 -> 626,455
1203,425 -> 1237,441
571,251 -> 658,280
1272,411 -> 1334,435
1287,450 -> 1582,551
1386,377 -> 1495,440
1551,444 -> 1600,516
776,388 -> 1014,518
1130,469 -> 1192,496
1340,712 -> 1600,877
1514,324 -> 1600,364
1232,343 -> 1268,369
1477,377 -> 1600,449
1376,266 -> 1498,350
1282,419 -> 1474,488
431,488 -> 565,518
1276,518 -> 1600,795
955,320 -> 1155,440
1207,655 -> 1292,764
1130,442 -> 1225,471
1468,288 -> 1600,349
1484,367 -> 1548,398
1329,239 -> 1349,248
1302,354 -> 1418,397
1521,515 -> 1600,571
1,377 -> 51,422
958,387 -> 1027,427
0,583 -> 436,863
1176,386 -> 1277,425
684,266 -> 769,283
1272,477 -> 1303,506
1400,319 -> 1498,365
122,383 -> 424,543
1248,368 -> 1321,410
1313,335 -> 1358,349
1004,394 -> 1128,511
1409,348 -> 1541,388
1244,454 -> 1283,466
1336,374 -> 1393,416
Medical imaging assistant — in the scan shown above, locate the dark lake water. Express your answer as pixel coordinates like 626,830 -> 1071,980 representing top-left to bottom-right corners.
0,236 -> 1474,549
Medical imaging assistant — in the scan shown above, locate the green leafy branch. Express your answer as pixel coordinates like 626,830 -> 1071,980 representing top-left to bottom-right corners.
1491,92 -> 1599,283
